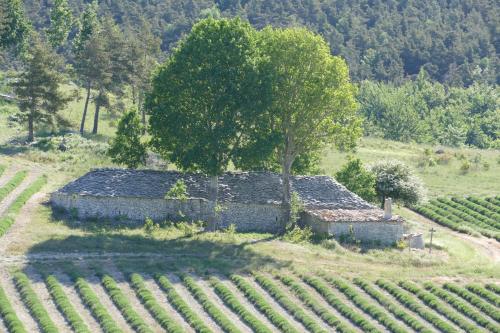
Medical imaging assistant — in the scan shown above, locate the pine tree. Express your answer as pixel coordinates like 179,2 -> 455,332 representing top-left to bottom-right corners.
46,0 -> 73,49
12,35 -> 69,142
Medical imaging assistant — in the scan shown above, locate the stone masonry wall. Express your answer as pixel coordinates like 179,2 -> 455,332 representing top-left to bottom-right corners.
51,193 -> 283,232
302,211 -> 406,245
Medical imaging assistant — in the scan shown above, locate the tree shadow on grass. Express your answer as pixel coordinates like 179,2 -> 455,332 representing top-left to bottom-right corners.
26,231 -> 289,275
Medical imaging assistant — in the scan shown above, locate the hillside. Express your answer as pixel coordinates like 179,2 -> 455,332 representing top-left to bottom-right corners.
22,0 -> 499,85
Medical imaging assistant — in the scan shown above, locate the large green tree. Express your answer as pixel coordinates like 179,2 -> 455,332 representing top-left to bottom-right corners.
108,109 -> 147,168
147,18 -> 262,229
46,0 -> 73,49
0,0 -> 30,54
12,35 -> 69,142
257,27 -> 361,228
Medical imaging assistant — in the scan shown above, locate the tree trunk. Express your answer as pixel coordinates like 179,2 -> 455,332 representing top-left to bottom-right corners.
80,83 -> 91,134
92,97 -> 100,134
27,110 -> 34,143
281,154 -> 293,233
139,93 -> 146,134
207,175 -> 219,231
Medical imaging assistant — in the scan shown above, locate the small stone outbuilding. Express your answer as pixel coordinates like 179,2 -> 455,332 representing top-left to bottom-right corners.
51,168 -> 406,245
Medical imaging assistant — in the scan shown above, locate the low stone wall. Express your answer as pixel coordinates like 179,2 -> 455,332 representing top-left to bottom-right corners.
302,211 -> 406,245
51,193 -> 283,233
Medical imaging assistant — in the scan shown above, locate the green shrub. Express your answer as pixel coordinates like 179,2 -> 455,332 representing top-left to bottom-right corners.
335,157 -> 376,202
210,278 -> 272,333
101,275 -> 153,333
354,278 -> 431,333
73,276 -> 122,333
0,171 -> 27,202
143,217 -> 159,235
128,273 -> 183,333
0,176 -> 47,237
181,275 -> 239,333
278,275 -> 354,333
155,274 -> 211,333
0,283 -> 27,333
399,281 -> 482,333
14,273 -> 58,333
443,283 -> 500,322
303,276 -> 380,332
327,277 -> 406,333
165,179 -> 188,201
283,225 -> 313,244
254,274 -> 327,333
45,275 -> 90,333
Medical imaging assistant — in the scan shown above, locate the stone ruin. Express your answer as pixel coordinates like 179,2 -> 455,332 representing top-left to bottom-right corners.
51,168 -> 406,245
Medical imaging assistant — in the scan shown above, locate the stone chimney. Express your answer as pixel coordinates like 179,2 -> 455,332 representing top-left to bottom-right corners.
384,197 -> 392,220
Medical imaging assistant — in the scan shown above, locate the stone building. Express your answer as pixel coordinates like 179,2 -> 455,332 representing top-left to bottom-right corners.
51,168 -> 406,245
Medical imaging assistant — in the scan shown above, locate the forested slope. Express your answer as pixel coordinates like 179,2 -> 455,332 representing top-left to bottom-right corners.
23,0 -> 499,85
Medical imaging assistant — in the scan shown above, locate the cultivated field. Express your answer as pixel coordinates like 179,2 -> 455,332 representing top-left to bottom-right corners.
0,264 -> 499,333
415,197 -> 500,241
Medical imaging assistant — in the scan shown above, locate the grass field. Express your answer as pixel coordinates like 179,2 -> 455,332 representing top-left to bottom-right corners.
0,78 -> 499,332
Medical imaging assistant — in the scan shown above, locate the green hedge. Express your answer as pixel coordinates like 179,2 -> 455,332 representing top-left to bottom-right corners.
13,272 -> 58,333
278,275 -> 355,333
353,278 -> 431,333
466,283 -> 500,307
45,275 -> 90,333
210,277 -> 272,333
423,282 -> 499,332
101,275 -> 152,333
0,176 -> 47,237
155,274 -> 211,333
0,171 -> 27,203
399,281 -> 481,333
303,276 -> 380,333
231,275 -> 298,333
128,273 -> 183,333
73,276 -> 122,333
327,277 -> 406,333
376,280 -> 455,333
443,283 -> 500,322
181,275 -> 240,333
254,274 -> 327,333
0,282 -> 27,333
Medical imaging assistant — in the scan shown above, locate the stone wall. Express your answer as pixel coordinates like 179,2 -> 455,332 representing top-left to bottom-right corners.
51,193 -> 283,233
302,211 -> 406,245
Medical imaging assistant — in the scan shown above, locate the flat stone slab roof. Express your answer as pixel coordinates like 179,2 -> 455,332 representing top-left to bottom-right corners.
306,208 -> 403,223
56,168 -> 375,210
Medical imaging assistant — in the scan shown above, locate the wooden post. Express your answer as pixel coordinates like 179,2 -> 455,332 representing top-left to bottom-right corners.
429,228 -> 436,254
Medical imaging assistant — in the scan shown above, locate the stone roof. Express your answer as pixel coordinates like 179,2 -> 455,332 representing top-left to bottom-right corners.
305,208 -> 404,223
56,168 -> 375,210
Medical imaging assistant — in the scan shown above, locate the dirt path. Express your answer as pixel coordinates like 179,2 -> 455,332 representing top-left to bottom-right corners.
0,166 -> 17,188
403,208 -> 500,263
0,270 -> 39,332
23,267 -> 74,332
194,275 -> 254,333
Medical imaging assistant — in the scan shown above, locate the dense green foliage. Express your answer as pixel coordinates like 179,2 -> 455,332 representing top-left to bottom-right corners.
0,0 -> 31,54
369,160 -> 426,207
21,0 -> 499,86
335,158 -> 376,202
360,73 -> 499,148
108,110 -> 146,168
